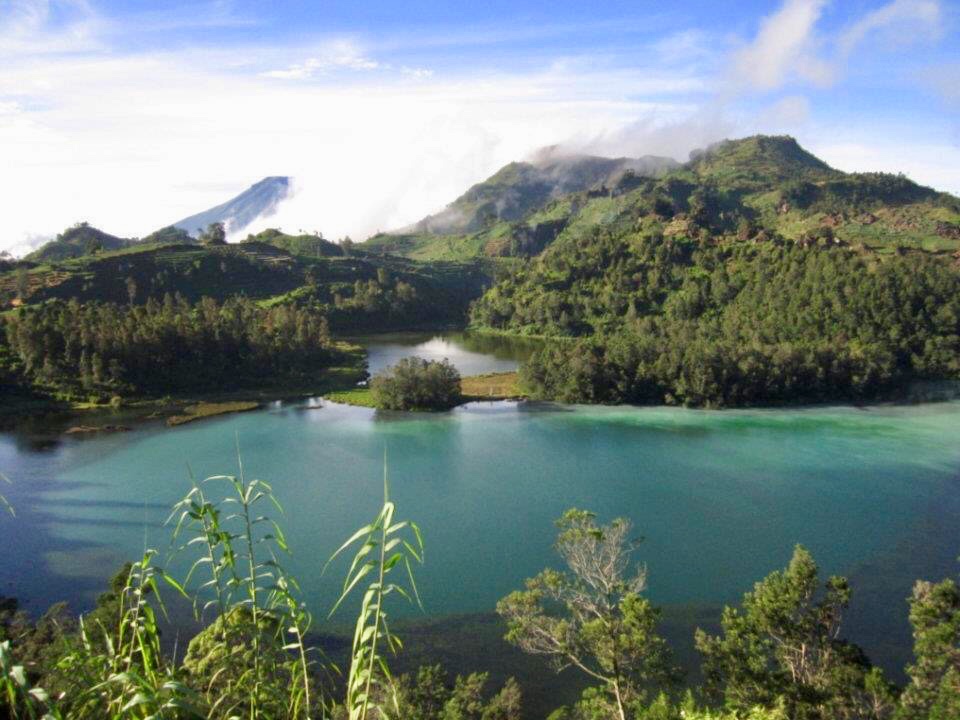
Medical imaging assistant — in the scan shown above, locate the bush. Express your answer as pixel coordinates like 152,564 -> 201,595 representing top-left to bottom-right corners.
370,356 -> 462,411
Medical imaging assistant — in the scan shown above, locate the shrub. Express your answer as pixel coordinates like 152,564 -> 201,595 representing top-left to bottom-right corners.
370,356 -> 462,411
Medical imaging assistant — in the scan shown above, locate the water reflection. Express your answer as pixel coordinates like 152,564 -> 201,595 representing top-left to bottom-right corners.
351,331 -> 541,376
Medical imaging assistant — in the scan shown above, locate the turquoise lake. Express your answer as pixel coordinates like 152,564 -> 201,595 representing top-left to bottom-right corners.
1,333 -> 960,690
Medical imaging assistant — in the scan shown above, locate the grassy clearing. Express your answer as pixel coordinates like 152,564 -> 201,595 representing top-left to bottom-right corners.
325,387 -> 376,407
166,401 -> 260,426
461,371 -> 523,400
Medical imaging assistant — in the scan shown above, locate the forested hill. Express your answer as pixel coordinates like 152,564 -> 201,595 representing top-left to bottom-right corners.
24,222 -> 137,262
2,230 -> 491,332
467,135 -> 960,407
365,151 -> 679,259
364,135 -> 960,262
0,227 -> 495,404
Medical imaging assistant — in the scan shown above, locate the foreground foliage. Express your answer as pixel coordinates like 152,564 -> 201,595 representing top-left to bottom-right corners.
498,510 -> 679,720
499,509 -> 960,720
2,479 -> 960,719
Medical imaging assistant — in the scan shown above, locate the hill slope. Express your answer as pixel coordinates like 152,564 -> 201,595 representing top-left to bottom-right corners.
25,222 -> 133,262
366,151 -> 678,259
366,135 -> 960,262
468,135 -> 960,407
2,231 -> 493,333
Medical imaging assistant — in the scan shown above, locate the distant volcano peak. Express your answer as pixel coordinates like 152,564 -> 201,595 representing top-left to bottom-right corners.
173,176 -> 291,237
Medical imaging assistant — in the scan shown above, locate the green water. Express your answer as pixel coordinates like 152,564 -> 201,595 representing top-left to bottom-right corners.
2,396 -> 960,684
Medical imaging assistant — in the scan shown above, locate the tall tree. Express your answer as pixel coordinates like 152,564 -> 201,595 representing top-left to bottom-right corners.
497,509 -> 679,720
897,577 -> 960,720
695,545 -> 895,720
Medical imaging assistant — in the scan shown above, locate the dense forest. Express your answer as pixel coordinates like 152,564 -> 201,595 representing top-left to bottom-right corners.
470,235 -> 960,406
1,295 -> 351,400
1,480 -> 958,720
0,233 -> 490,332
0,227 -> 494,405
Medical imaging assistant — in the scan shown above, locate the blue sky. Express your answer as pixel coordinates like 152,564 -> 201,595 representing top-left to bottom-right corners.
1,0 -> 958,252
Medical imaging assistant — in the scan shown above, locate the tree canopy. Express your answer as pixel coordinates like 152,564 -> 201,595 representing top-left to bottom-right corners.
370,356 -> 463,411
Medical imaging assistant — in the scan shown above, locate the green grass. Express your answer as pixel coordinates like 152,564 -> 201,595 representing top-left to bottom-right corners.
461,371 -> 523,400
325,387 -> 376,407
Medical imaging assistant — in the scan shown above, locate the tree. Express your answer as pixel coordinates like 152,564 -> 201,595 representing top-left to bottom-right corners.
897,578 -> 960,720
15,266 -> 28,300
497,509 -> 679,720
695,545 -> 894,720
370,357 -> 462,411
393,666 -> 522,720
199,222 -> 227,246
125,276 -> 138,306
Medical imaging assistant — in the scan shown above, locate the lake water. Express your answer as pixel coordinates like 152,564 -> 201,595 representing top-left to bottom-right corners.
2,333 -> 960,698
352,330 -> 540,376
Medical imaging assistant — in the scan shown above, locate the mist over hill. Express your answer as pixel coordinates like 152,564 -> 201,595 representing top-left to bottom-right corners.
403,150 -> 679,236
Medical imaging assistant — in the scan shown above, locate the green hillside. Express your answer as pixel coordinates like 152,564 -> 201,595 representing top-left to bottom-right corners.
24,222 -> 202,263
467,136 -> 960,407
241,228 -> 345,257
367,136 -> 960,262
2,230 -> 492,332
366,151 -> 679,260
24,222 -> 133,262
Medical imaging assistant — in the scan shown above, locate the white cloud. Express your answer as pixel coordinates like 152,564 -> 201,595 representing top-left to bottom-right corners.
571,106 -> 735,162
0,0 -> 103,55
731,0 -> 832,91
838,0 -> 942,58
261,40 -> 381,79
730,0 -> 943,92
401,66 -> 434,79
1,0 -> 956,255
926,62 -> 960,105
0,39 -> 708,252
759,95 -> 812,128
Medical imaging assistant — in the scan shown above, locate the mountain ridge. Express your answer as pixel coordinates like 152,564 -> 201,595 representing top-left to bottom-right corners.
365,135 -> 960,261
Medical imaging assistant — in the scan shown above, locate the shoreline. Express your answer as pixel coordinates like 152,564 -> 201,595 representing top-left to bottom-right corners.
5,372 -> 960,435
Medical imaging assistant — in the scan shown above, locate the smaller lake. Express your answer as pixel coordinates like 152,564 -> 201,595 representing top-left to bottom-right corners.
352,331 -> 540,377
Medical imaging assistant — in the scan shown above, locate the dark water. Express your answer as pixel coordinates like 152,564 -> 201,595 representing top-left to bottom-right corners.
1,333 -> 959,710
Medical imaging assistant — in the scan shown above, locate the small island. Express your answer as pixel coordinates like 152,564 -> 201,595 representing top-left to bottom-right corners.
326,361 -> 523,410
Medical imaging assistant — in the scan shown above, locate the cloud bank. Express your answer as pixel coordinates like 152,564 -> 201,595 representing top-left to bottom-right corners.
0,0 -> 957,254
